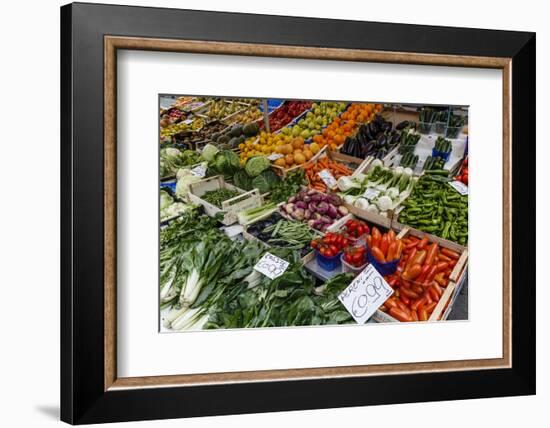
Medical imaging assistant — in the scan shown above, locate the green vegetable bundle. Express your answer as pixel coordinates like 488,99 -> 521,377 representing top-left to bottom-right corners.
398,170 -> 468,244
434,136 -> 452,154
201,188 -> 240,208
423,156 -> 445,171
269,168 -> 306,203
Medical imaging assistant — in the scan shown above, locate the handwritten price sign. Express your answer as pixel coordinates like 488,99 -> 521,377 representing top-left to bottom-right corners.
190,164 -> 207,178
449,180 -> 468,195
338,264 -> 393,324
253,252 -> 290,280
317,169 -> 338,189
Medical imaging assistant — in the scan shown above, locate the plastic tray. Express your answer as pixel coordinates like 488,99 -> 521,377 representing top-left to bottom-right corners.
160,180 -> 177,193
431,147 -> 451,162
366,249 -> 400,276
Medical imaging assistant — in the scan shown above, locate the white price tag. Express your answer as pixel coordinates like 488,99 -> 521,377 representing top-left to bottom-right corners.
268,153 -> 284,161
338,264 -> 394,324
253,252 -> 290,280
182,118 -> 194,125
363,187 -> 381,200
449,180 -> 468,195
318,169 -> 337,189
190,165 -> 207,178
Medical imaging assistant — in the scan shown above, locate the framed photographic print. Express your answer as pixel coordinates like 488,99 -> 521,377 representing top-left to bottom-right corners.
61,2 -> 536,424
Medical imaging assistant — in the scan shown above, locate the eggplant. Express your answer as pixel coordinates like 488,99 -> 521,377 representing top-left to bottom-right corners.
396,120 -> 410,130
377,134 -> 387,147
369,121 -> 379,135
381,121 -> 392,132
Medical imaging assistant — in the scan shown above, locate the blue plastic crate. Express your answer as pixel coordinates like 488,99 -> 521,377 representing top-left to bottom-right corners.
258,99 -> 284,113
160,180 -> 177,193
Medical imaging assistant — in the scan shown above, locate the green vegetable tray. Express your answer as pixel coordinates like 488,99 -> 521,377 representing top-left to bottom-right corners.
188,175 -> 263,226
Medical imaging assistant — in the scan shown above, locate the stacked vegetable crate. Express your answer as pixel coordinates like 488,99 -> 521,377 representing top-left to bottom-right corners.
371,226 -> 468,322
188,175 -> 264,226
242,211 -> 320,264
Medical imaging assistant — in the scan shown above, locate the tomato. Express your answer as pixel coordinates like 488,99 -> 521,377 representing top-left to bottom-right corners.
405,248 -> 417,270
310,240 -> 319,249
395,241 -> 403,259
389,307 -> 412,322
412,250 -> 427,266
411,296 -> 426,311
324,248 -> 334,257
371,227 -> 382,248
329,244 -> 339,254
412,284 -> 424,295
402,263 -> 422,280
352,252 -> 364,265
366,235 -> 372,249
419,308 -> 429,321
386,241 -> 397,262
424,301 -> 437,313
428,286 -> 440,302
400,287 -> 420,299
370,246 -> 386,263
417,264 -> 432,283
441,248 -> 460,259
431,282 -> 443,297
425,243 -> 439,266
396,300 -> 409,313
380,234 -> 390,257
434,261 -> 449,273
438,253 -> 452,262
417,236 -> 429,250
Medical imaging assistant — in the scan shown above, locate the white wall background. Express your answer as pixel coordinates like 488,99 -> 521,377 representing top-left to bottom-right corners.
0,0 -> 546,427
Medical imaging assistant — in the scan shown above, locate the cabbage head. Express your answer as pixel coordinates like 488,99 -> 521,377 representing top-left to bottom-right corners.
244,156 -> 270,177
252,169 -> 280,194
213,150 -> 240,177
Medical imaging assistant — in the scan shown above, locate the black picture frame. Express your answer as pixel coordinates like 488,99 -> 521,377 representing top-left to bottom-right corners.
61,2 -> 535,424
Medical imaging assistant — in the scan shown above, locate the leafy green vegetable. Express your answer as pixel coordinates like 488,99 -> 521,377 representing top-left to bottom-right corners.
244,156 -> 270,177
160,147 -> 202,177
233,169 -> 253,191
160,190 -> 173,210
160,210 -> 265,330
269,168 -> 306,203
204,251 -> 354,329
201,143 -> 219,162
212,150 -> 240,177
252,169 -> 279,194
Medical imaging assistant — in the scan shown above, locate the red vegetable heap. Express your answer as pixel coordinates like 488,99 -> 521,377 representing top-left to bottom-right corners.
365,227 -> 402,264
310,232 -> 350,258
262,101 -> 312,131
382,235 -> 461,322
455,156 -> 468,185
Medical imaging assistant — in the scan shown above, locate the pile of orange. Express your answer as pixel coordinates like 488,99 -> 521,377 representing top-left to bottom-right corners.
340,103 -> 383,123
312,103 -> 384,150
312,117 -> 357,150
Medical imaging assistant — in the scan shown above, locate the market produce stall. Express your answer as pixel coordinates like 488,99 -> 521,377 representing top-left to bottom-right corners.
159,95 -> 469,332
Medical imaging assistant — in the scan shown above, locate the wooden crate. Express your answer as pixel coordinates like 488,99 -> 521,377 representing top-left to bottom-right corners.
326,212 -> 390,234
271,145 -> 327,177
371,225 -> 468,323
344,203 -> 394,229
242,220 -> 319,265
188,175 -> 262,226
